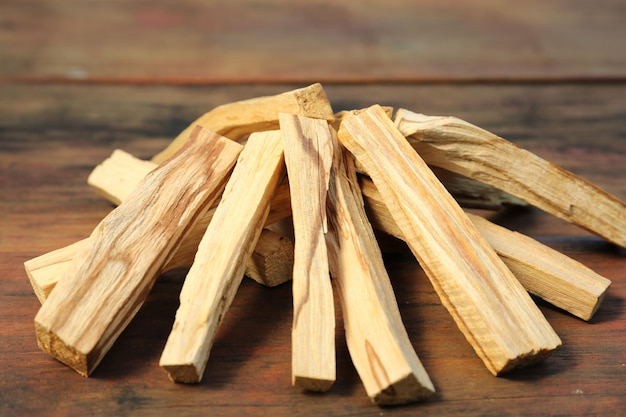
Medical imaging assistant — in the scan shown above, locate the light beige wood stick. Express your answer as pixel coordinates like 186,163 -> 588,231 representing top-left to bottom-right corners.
326,142 -> 435,405
280,113 -> 335,392
245,228 -> 295,288
337,105 -> 561,376
34,127 -> 242,376
395,108 -> 626,248
160,130 -> 285,383
152,83 -> 334,163
26,151 -> 293,302
358,176 -> 611,321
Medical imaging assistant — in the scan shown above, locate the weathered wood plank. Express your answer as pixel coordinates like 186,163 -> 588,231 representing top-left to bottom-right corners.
2,0 -> 625,83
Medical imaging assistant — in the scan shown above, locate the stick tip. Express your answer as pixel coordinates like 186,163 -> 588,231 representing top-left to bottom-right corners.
371,373 -> 436,406
34,320 -> 90,377
292,375 -> 335,393
161,363 -> 203,384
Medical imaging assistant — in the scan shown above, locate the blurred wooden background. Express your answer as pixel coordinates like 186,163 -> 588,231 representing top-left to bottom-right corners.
1,1 -> 625,416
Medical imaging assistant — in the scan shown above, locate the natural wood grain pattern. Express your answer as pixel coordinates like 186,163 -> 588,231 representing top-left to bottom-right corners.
3,84 -> 626,417
396,109 -> 626,248
160,130 -> 285,383
151,83 -> 334,163
26,150 -> 294,300
280,113 -> 335,392
2,0 -> 625,83
359,177 -> 612,321
34,127 -> 243,376
245,228 -> 295,288
326,142 -> 435,405
338,105 -> 562,375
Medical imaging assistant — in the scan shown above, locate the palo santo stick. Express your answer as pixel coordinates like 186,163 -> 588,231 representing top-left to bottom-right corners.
245,228 -> 295,288
34,127 -> 242,376
280,113 -> 335,392
395,109 -> 626,248
26,151 -> 293,302
152,83 -> 334,163
326,142 -> 435,405
338,105 -> 561,376
160,130 -> 285,383
358,176 -> 611,321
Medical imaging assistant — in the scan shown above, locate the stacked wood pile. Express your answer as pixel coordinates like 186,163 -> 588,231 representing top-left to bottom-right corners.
26,83 -> 624,406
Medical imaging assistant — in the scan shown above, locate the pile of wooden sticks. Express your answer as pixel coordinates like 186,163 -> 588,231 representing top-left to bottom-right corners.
26,84 -> 625,406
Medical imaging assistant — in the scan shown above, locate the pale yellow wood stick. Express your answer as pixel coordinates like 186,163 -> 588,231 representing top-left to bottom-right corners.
159,130 -> 285,383
326,141 -> 435,405
338,105 -> 561,376
280,113 -> 336,392
152,83 -> 334,163
34,127 -> 242,376
358,177 -> 611,321
395,108 -> 626,248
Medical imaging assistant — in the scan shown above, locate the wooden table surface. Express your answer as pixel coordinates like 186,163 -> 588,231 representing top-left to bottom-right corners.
1,1 -> 625,416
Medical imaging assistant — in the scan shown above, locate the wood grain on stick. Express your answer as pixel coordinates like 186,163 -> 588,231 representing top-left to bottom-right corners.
395,108 -> 626,248
26,151 -> 294,301
359,177 -> 611,321
152,83 -> 334,163
280,113 -> 335,392
34,127 -> 242,376
337,105 -> 561,375
160,130 -> 285,383
326,141 -> 435,405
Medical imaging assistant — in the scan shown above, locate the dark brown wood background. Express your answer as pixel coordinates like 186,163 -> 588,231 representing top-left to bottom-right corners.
1,1 -> 625,416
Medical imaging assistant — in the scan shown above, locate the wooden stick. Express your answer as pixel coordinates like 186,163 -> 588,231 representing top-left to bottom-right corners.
358,176 -> 612,321
152,83 -> 334,163
160,130 -> 285,383
395,108 -> 626,248
26,151 -> 294,302
325,141 -> 435,405
34,127 -> 242,376
245,228 -> 295,288
280,113 -> 335,392
337,105 -> 561,376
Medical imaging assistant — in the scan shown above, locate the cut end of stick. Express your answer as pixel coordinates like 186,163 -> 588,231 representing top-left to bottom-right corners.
372,373 -> 435,406
161,364 -> 202,384
34,321 -> 90,377
292,375 -> 335,393
493,345 -> 560,376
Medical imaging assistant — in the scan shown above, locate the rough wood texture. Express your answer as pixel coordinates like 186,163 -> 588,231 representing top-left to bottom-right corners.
151,83 -> 333,163
326,141 -> 435,405
2,0 -> 625,83
4,83 -> 626,416
34,127 -> 243,376
26,150 -> 294,300
160,130 -> 285,383
338,105 -> 562,375
359,177 -> 612,321
280,113 -> 335,392
395,109 -> 626,248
